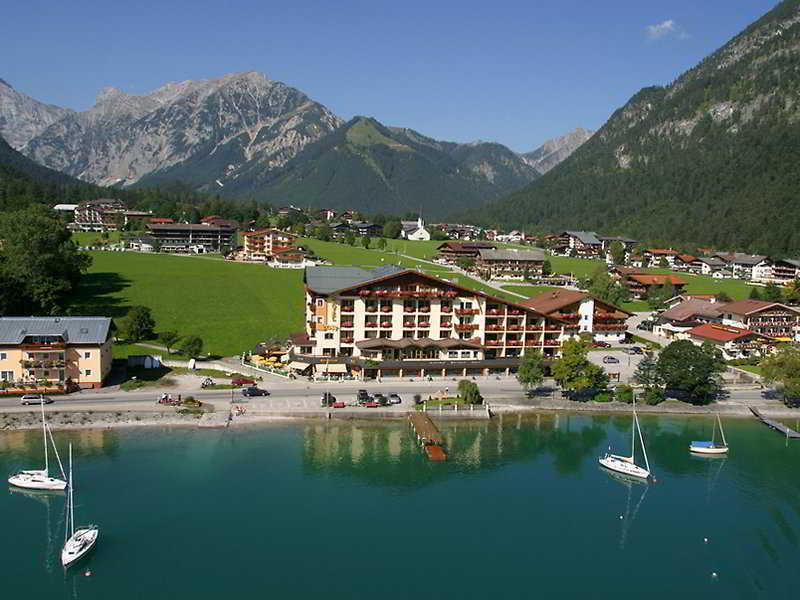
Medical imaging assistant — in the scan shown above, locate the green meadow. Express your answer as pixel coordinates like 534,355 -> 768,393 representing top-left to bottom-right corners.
72,252 -> 305,357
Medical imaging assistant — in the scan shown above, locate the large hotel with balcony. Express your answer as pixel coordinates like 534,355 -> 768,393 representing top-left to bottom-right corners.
289,266 -> 568,378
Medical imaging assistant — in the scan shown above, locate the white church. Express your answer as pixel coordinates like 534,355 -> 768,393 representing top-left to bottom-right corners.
400,217 -> 431,241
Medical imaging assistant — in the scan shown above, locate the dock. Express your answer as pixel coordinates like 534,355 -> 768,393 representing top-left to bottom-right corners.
408,412 -> 447,461
749,406 -> 800,439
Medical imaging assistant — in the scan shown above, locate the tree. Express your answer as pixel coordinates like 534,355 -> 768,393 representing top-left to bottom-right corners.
430,228 -> 449,241
456,257 -> 475,270
179,335 -> 204,358
376,237 -> 387,251
344,232 -> 356,246
551,339 -> 609,397
749,286 -> 762,299
313,225 -> 332,241
658,257 -> 669,268
517,349 -> 546,390
0,205 -> 92,315
360,236 -> 371,249
457,380 -> 483,404
761,344 -> 800,399
783,279 -> 800,305
632,354 -> 661,389
382,221 -> 402,239
609,240 -> 626,265
588,268 -> 628,306
541,259 -> 552,277
715,291 -> 732,303
158,330 -> 180,355
120,306 -> 156,342
655,339 -> 725,404
763,281 -> 782,302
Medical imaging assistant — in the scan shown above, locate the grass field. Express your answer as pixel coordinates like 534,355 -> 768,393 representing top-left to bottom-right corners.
299,238 -> 430,269
499,284 -> 560,298
72,252 -> 305,357
646,268 -> 757,299
549,256 -> 606,278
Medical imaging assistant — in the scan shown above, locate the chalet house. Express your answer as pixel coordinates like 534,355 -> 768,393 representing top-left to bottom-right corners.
242,228 -> 297,261
327,222 -> 353,238
686,323 -> 772,360
623,273 -> 688,300
664,294 -> 719,309
719,299 -> 800,341
289,266 -> 568,379
713,252 -> 769,280
436,224 -> 481,240
147,217 -> 174,225
269,248 -> 318,269
598,235 -> 637,252
522,289 -> 631,343
400,218 -> 431,241
475,248 -> 545,280
494,230 -> 526,243
766,258 -> 800,283
671,254 -> 698,271
654,299 -> 724,339
435,241 -> 497,264
0,317 -> 113,389
558,231 -> 603,257
320,208 -> 337,221
350,221 -> 382,237
642,248 -> 678,267
146,222 -> 236,254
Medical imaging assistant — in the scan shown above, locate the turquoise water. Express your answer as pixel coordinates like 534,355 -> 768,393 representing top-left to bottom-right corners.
1,414 -> 799,599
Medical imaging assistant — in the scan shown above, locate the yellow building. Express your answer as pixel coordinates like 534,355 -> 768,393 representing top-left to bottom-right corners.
0,317 -> 113,389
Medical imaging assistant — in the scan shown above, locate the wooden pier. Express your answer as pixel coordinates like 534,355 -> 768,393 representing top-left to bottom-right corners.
408,412 -> 447,461
749,406 -> 800,439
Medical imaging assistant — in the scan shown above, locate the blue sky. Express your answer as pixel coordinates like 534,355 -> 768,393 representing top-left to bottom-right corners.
1,0 -> 779,152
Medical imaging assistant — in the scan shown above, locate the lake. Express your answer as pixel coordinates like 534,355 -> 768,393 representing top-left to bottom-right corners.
1,413 -> 798,599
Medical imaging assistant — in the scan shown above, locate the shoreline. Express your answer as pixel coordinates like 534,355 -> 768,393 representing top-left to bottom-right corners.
0,399 -> 798,432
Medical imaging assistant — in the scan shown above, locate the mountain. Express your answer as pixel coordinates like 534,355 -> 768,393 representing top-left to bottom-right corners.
521,128 -> 593,175
235,116 -> 539,218
0,79 -> 73,150
0,133 -> 85,187
473,0 -> 800,256
22,71 -> 342,189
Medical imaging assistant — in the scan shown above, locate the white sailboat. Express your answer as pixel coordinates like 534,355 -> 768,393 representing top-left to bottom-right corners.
61,444 -> 99,568
599,397 -> 652,480
690,413 -> 729,455
8,399 -> 67,491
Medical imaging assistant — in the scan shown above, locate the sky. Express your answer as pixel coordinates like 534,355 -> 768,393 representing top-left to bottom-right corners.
1,0 -> 780,152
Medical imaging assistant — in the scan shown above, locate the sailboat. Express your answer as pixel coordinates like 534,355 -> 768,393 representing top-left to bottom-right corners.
690,413 -> 728,455
599,397 -> 652,480
61,444 -> 99,568
8,399 -> 67,491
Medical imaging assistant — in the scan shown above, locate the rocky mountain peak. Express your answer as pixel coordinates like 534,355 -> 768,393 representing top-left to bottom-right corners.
521,127 -> 594,174
0,78 -> 74,149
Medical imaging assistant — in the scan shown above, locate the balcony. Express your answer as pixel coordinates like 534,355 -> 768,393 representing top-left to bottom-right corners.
365,322 -> 379,329
341,321 -> 354,328
22,360 -> 66,369
404,306 -> 416,313
418,306 -> 430,313
380,321 -> 393,328
440,321 -> 452,328
455,308 -> 480,316
380,305 -> 393,313
507,340 -> 523,346
365,306 -> 378,313
341,337 -> 355,344
341,306 -> 354,314
418,321 -> 430,328
487,308 -> 504,315
507,324 -> 522,331
20,342 -> 66,351
508,309 -> 523,316
440,306 -> 452,313
454,323 -> 479,331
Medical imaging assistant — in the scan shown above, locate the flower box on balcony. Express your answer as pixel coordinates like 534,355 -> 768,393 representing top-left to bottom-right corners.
403,322 -> 415,328
380,306 -> 392,313
366,306 -> 377,312
487,309 -> 501,315
440,306 -> 452,313
418,322 -> 430,328
359,290 -> 371,297
365,322 -> 378,328
419,307 -> 430,313
404,307 -> 415,313
380,322 -> 392,328
440,322 -> 452,328
341,321 -> 354,328
508,309 -> 522,315
341,306 -> 354,313
444,291 -> 458,298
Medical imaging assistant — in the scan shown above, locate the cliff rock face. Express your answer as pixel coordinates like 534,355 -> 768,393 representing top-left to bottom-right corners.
521,128 -> 594,174
22,72 -> 342,188
0,79 -> 74,149
473,0 -> 800,256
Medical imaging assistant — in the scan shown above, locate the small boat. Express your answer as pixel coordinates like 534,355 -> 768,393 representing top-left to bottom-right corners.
8,400 -> 67,491
599,399 -> 652,480
690,413 -> 728,455
61,444 -> 99,568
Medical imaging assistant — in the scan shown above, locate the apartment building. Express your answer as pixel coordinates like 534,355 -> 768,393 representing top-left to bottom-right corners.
435,241 -> 496,264
146,222 -> 236,254
557,231 -> 603,256
686,323 -> 771,360
290,266 -> 567,378
475,248 -> 545,280
522,289 -> 631,343
0,317 -> 113,389
719,299 -> 800,341
71,199 -> 126,232
242,228 -> 297,261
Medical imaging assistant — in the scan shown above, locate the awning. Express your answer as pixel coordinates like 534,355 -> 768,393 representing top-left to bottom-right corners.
286,361 -> 311,371
314,363 -> 348,374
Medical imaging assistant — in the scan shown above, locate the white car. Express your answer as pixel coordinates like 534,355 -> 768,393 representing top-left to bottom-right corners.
20,394 -> 54,405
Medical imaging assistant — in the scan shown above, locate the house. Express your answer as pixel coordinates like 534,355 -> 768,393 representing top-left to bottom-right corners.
686,323 -> 772,360
201,215 -> 239,229
713,252 -> 769,280
53,203 -> 78,217
435,241 -> 497,264
598,235 -> 637,252
146,222 -> 236,254
242,228 -> 297,261
400,217 -> 431,241
522,289 -> 632,343
494,230 -> 526,243
623,273 -> 688,300
654,299 -> 724,339
719,299 -> 800,341
664,294 -> 718,309
695,256 -> 727,276
350,221 -> 382,237
147,217 -> 174,225
289,265 -> 568,378
319,208 -> 337,221
0,317 -> 113,389
672,254 -> 698,271
475,248 -> 545,280
127,235 -> 157,253
642,248 -> 678,267
766,258 -> 800,283
269,248 -> 319,269
558,231 -> 603,257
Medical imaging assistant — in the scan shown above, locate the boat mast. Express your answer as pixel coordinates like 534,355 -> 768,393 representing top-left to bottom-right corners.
46,424 -> 66,481
718,413 -> 728,447
67,444 -> 74,538
41,397 -> 49,474
635,413 -> 651,473
630,394 -> 636,462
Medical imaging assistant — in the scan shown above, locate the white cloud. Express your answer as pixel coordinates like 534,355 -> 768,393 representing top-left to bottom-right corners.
646,19 -> 688,41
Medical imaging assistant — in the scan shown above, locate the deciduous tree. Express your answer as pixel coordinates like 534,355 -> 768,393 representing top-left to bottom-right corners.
517,349 -> 546,390
179,335 -> 204,359
655,339 -> 725,404
551,339 -> 609,396
158,330 -> 179,355
120,306 -> 156,342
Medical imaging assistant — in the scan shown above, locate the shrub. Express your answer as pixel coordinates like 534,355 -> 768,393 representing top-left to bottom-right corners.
594,392 -> 612,402
642,388 -> 664,405
614,385 -> 634,404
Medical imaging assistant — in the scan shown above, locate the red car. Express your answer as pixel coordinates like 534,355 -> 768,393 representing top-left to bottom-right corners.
232,377 -> 255,386
332,401 -> 346,408
364,401 -> 379,408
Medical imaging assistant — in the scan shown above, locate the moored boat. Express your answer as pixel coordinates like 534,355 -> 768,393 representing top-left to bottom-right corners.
690,413 -> 728,455
61,444 -> 99,568
8,399 -> 66,491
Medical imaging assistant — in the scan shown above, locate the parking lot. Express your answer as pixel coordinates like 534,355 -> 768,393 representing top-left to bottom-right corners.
588,348 -> 646,384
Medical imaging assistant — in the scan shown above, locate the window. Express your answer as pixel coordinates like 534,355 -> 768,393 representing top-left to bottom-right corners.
324,333 -> 334,340
84,369 -> 92,376
84,351 -> 91,359
0,371 -> 13,381
448,351 -> 458,358
0,352 -> 5,361
317,317 -> 323,324
460,351 -> 472,358
316,299 -> 324,307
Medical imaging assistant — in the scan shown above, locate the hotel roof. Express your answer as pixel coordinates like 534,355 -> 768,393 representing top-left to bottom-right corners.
477,248 -> 545,261
305,265 -> 405,294
0,317 -> 111,345
563,231 -> 601,245
687,323 -> 766,343
720,299 -> 800,316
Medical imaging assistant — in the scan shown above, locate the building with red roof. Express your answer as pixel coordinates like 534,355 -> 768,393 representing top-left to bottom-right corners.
623,273 -> 688,299
686,323 -> 771,360
720,299 -> 800,341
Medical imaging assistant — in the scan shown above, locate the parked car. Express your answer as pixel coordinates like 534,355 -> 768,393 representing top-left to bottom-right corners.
593,341 -> 611,348
200,377 -> 215,388
373,393 -> 388,406
20,394 -> 54,405
602,355 -> 619,364
321,392 -> 337,407
629,346 -> 644,355
242,387 -> 270,397
331,401 -> 346,409
232,377 -> 255,386
388,393 -> 402,405
364,401 -> 379,408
